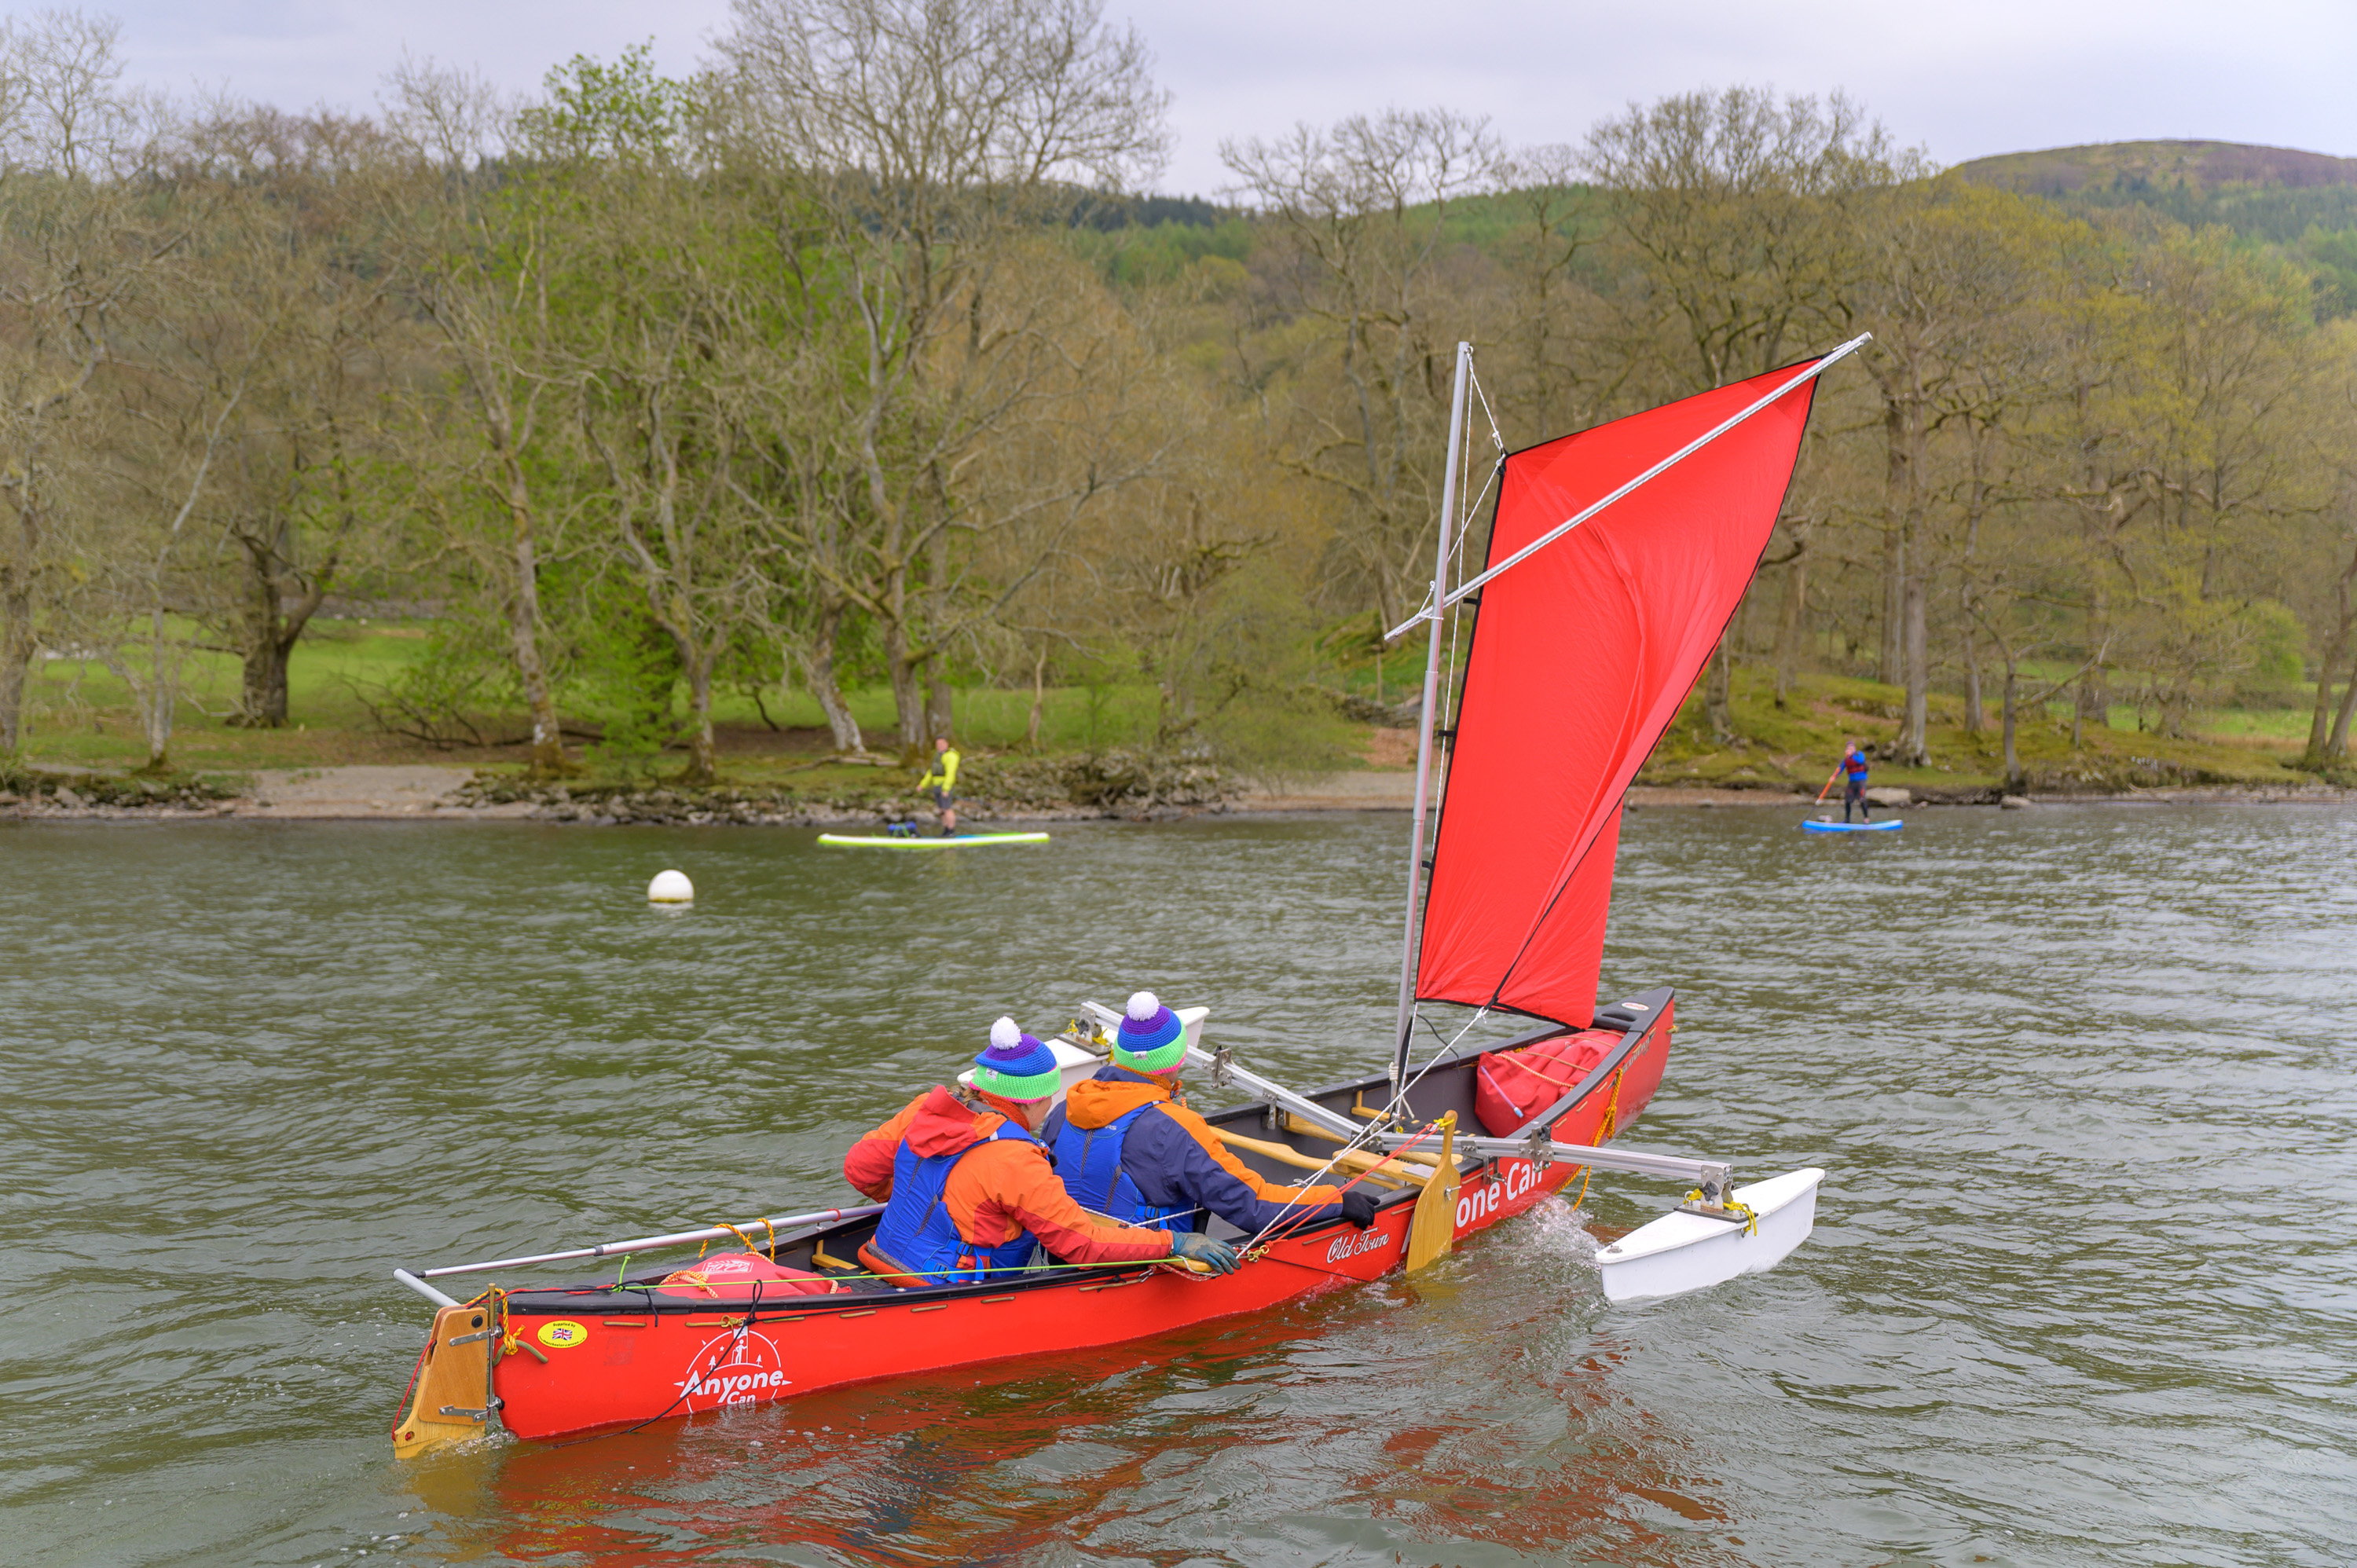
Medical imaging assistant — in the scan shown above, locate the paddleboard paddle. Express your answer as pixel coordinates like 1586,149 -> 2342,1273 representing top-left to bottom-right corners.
1810,763 -> 1845,823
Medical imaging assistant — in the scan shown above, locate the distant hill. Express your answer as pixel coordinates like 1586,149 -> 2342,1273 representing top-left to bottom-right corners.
1956,140 -> 2357,198
1954,141 -> 2357,257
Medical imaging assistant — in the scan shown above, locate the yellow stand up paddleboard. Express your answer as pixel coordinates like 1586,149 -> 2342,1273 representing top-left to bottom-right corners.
816,831 -> 1050,850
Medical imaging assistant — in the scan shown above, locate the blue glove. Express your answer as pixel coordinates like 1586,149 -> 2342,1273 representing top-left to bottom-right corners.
1170,1231 -> 1241,1275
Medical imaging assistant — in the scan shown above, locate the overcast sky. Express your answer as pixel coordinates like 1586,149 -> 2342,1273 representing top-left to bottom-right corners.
102,0 -> 2357,195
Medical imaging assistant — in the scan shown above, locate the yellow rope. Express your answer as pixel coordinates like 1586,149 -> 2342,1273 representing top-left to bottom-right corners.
1567,1069 -> 1623,1214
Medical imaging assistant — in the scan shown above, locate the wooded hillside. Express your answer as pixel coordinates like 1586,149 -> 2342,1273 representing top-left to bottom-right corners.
6,5 -> 2357,792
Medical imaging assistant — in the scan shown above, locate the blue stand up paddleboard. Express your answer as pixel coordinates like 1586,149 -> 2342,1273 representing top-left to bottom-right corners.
817,831 -> 1051,850
1801,818 -> 1901,833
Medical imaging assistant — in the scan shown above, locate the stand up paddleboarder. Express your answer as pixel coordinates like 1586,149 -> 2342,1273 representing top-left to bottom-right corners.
1838,741 -> 1871,822
917,735 -> 961,837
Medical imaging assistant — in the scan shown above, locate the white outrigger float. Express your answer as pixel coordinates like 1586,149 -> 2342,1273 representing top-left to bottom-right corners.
390,341 -> 1860,1453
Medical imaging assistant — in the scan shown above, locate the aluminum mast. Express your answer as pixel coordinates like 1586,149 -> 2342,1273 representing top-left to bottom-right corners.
1390,340 -> 1473,1101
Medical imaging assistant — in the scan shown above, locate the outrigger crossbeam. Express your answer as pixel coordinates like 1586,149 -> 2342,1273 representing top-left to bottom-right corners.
1372,1129 -> 1730,1200
1173,1038 -> 1735,1200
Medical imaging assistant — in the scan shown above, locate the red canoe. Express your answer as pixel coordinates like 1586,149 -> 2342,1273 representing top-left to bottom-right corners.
392,998 -> 1672,1453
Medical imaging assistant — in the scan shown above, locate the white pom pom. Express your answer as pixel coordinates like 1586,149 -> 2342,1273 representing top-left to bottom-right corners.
990,1016 -> 1021,1050
1126,990 -> 1160,1022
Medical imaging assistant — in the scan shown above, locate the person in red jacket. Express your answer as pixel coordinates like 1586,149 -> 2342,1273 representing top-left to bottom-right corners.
843,1018 -> 1241,1286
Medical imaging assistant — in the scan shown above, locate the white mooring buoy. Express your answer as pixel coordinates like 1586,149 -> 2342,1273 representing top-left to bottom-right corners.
647,869 -> 694,904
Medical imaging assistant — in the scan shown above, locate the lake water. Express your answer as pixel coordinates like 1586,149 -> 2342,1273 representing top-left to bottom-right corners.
2,804 -> 2352,1567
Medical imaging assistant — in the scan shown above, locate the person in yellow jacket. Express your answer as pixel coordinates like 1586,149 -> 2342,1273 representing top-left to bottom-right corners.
918,735 -> 961,837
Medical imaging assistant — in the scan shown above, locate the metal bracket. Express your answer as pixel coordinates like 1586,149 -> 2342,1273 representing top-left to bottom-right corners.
1524,1126 -> 1553,1171
438,1395 -> 503,1421
1211,1047 -> 1233,1088
449,1328 -> 498,1346
1671,1165 -> 1732,1209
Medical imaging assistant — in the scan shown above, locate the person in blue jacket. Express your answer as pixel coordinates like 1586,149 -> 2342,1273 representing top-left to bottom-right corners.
1839,741 -> 1872,823
1043,991 -> 1379,1244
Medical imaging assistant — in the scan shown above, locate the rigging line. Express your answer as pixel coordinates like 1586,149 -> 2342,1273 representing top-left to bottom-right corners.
1452,459 -> 1504,566
1371,1004 -> 1493,1133
1240,1116 -> 1442,1251
1466,361 -> 1506,452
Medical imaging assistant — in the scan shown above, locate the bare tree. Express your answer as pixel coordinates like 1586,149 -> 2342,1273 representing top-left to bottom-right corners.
720,0 -> 1170,748
0,10 -> 183,757
381,58 -> 580,776
1221,107 -> 1498,628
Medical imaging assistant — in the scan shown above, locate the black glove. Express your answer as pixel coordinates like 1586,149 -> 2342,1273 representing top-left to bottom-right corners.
1340,1189 -> 1379,1229
1170,1231 -> 1241,1274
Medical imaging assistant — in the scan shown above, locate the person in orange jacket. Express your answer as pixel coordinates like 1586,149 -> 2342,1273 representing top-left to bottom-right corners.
1043,991 -> 1378,1238
844,1018 -> 1241,1286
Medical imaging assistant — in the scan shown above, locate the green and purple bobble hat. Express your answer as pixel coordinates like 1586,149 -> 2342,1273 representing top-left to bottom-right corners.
972,1017 -> 1061,1101
1114,991 -> 1188,1073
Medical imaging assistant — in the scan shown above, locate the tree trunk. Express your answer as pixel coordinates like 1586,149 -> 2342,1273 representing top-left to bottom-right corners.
241,639 -> 292,730
1027,647 -> 1047,751
0,581 -> 30,757
2157,687 -> 2190,741
1877,388 -> 1908,687
925,670 -> 955,742
2301,540 -> 2357,768
2001,665 -> 2022,789
1704,638 -> 1734,740
134,610 -> 175,775
1898,572 -> 1930,765
1879,524 -> 1903,684
800,602 -> 865,755
1775,551 -> 1807,709
1,491 -> 40,757
2329,644 -> 2357,758
2075,668 -> 2107,746
680,648 -> 717,783
231,528 -> 330,729
508,524 -> 566,777
885,627 -> 927,752
1961,617 -> 1984,735
500,460 -> 567,778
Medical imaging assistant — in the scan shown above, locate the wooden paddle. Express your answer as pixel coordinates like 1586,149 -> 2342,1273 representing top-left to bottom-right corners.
1283,1113 -> 1448,1167
1405,1113 -> 1460,1273
1211,1127 -> 1422,1188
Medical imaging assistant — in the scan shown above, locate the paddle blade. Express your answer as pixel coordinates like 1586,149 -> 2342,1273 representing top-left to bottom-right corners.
1405,1115 -> 1460,1273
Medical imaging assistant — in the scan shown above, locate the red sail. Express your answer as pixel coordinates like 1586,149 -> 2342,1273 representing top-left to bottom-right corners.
1415,362 -> 1825,1028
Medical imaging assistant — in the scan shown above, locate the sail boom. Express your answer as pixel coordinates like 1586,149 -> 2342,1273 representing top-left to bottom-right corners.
1382,333 -> 1869,646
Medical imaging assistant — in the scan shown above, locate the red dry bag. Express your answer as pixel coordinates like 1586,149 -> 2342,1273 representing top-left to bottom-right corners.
1472,1029 -> 1620,1138
658,1251 -> 841,1299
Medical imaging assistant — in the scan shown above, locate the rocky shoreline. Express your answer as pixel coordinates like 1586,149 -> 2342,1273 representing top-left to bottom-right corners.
1,759 -> 2348,824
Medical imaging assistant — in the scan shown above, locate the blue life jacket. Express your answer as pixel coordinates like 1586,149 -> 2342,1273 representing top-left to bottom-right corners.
869,1123 -> 1040,1285
1051,1104 -> 1197,1233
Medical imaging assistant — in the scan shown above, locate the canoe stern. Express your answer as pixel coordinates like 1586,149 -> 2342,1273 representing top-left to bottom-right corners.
392,1302 -> 501,1459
